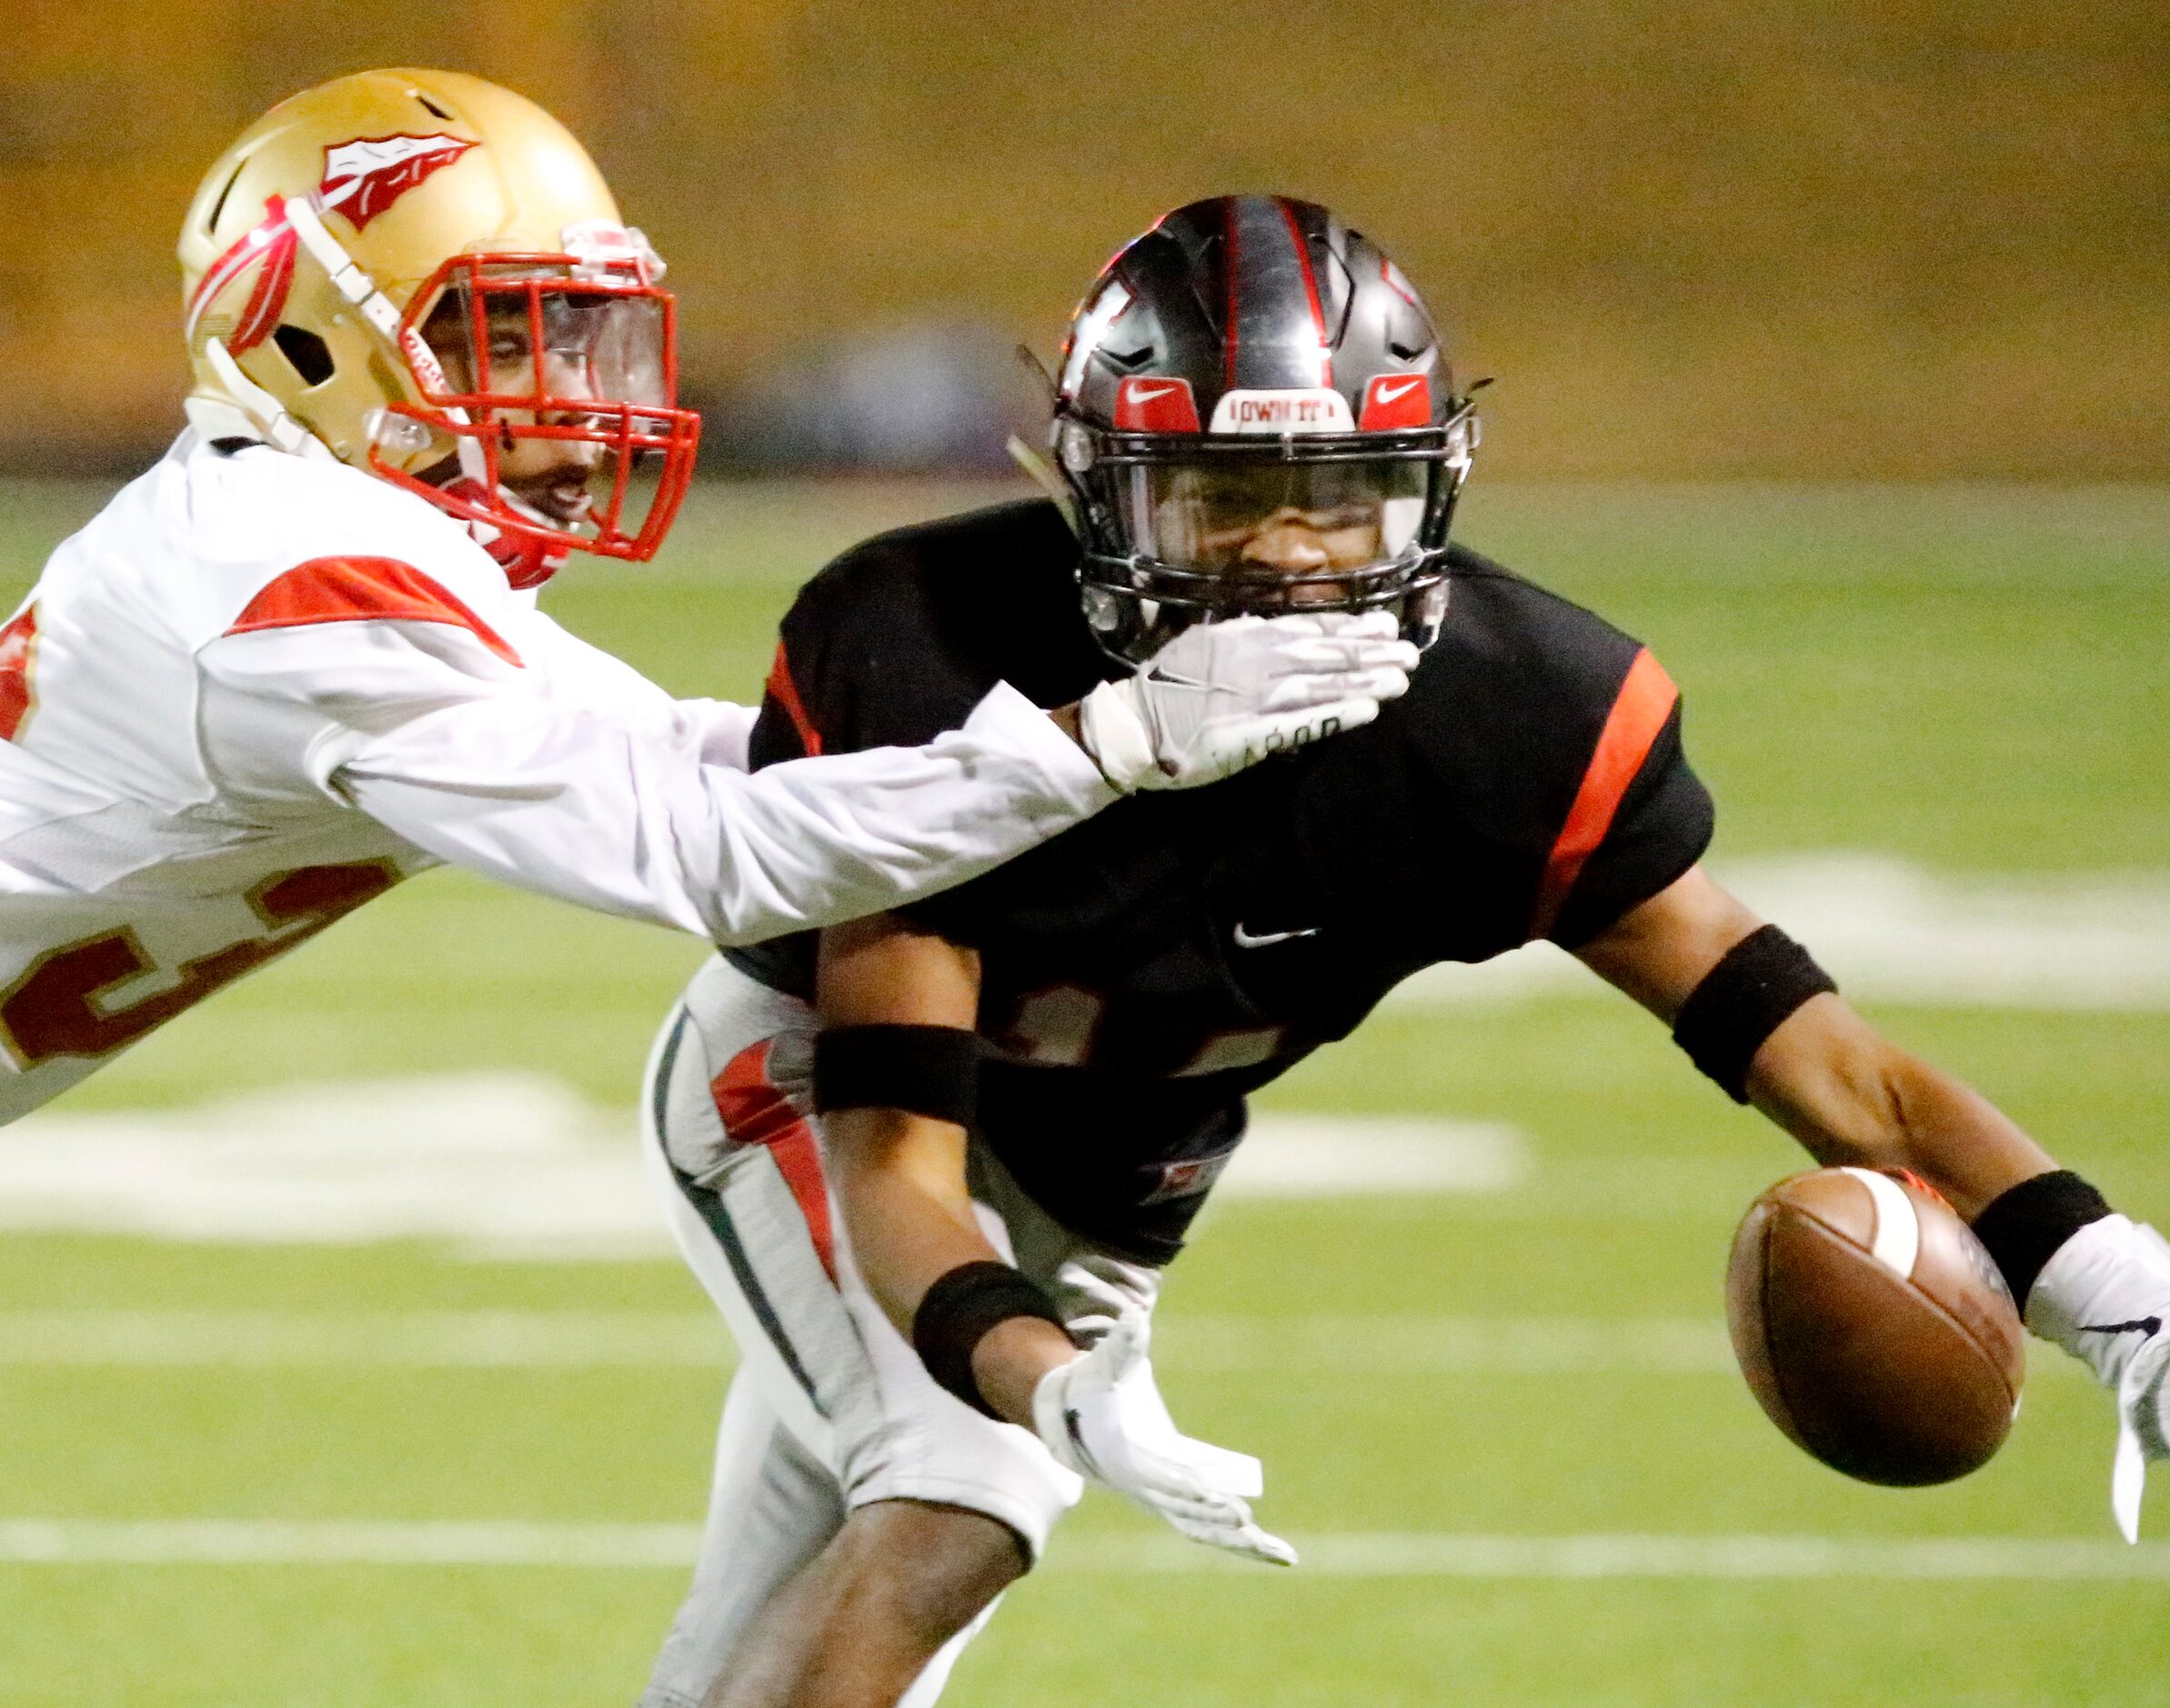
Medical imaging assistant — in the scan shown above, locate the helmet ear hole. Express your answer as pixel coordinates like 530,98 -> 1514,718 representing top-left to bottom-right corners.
272,325 -> 336,387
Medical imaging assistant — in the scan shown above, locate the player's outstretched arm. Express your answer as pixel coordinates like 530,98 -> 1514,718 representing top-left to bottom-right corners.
1573,867 -> 2052,1214
202,601 -> 1405,949
815,915 -> 1294,1564
1577,864 -> 2170,1539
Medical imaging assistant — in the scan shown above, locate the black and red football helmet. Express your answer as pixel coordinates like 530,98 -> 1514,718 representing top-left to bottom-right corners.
1052,196 -> 1476,663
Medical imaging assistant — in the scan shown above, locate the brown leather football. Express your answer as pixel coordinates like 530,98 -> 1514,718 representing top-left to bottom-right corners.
1725,1167 -> 2025,1485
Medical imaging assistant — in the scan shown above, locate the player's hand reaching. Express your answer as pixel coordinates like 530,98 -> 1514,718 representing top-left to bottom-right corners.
2026,1214 -> 2170,1541
1030,1308 -> 1297,1566
1076,612 -> 1416,792
2113,1324 -> 2170,1543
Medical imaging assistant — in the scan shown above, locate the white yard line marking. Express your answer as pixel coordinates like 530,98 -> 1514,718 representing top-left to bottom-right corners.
0,1521 -> 698,1568
0,1522 -> 2159,1579
0,1311 -> 729,1368
0,1080 -> 1526,1255
1388,855 -> 2170,1012
1053,1532 -> 2170,1580
1164,1315 -> 1738,1373
0,1311 -> 2083,1379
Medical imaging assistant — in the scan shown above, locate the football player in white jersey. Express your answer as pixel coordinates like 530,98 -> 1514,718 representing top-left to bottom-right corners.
0,68 -> 1414,1122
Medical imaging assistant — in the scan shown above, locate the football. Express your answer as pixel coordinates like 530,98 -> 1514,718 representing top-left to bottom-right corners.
1725,1167 -> 2025,1485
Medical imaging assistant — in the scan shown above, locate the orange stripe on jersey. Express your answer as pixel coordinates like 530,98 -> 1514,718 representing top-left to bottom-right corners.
226,558 -> 522,668
1529,648 -> 1679,940
764,639 -> 824,757
710,1039 -> 837,1281
0,605 -> 39,742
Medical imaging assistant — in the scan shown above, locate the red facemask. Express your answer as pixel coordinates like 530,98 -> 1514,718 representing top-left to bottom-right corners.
372,242 -> 701,565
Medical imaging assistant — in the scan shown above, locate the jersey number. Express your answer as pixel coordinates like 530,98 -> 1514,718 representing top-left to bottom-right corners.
0,860 -> 401,1069
997,981 -> 1283,1077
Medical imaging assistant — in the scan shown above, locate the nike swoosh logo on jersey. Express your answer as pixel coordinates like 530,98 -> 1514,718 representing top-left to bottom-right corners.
1373,377 -> 1423,404
1143,665 -> 1211,690
1231,922 -> 1321,949
2081,1316 -> 2165,1340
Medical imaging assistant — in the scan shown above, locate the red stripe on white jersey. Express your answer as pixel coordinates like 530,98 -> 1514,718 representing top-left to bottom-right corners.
0,605 -> 38,743
225,558 -> 523,668
1529,648 -> 1679,939
711,1039 -> 837,1281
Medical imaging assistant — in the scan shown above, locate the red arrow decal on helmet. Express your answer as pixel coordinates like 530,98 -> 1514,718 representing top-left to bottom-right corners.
226,206 -> 301,357
186,196 -> 299,343
317,134 -> 477,230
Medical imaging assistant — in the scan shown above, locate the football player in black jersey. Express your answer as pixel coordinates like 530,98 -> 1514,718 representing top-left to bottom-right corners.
635,197 -> 2170,1708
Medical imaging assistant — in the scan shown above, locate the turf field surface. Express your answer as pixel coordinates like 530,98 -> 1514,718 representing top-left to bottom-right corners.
0,478 -> 2165,1705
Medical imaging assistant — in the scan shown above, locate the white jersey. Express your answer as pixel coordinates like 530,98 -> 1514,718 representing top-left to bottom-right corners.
0,432 -> 1113,1121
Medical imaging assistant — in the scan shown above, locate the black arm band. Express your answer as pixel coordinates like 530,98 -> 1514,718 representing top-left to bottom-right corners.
812,1024 -> 982,1125
1672,924 -> 1836,1103
1970,1170 -> 2114,1313
911,1261 -> 1069,1418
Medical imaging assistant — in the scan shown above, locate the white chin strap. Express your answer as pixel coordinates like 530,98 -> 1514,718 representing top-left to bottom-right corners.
282,196 -> 402,341
197,338 -> 337,463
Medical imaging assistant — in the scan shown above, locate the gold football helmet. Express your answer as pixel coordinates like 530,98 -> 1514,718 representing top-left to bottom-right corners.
178,68 -> 698,572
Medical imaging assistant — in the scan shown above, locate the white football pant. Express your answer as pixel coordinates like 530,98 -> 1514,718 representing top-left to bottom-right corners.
638,954 -> 1159,1708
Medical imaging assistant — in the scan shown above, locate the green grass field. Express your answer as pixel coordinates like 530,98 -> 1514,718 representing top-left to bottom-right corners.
0,477 -> 2166,1705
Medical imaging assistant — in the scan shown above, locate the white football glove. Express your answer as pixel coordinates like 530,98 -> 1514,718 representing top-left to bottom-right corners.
1031,1308 -> 1296,1566
2024,1214 -> 2170,1542
1077,612 -> 1416,793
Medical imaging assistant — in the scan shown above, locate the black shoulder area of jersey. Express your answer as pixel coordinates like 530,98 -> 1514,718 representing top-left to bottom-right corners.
1409,543 -> 1714,948
749,497 -> 1111,767
1223,542 -> 1715,964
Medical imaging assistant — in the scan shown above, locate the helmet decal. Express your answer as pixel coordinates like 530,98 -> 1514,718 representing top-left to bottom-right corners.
1273,197 -> 1333,388
1112,377 -> 1201,433
318,134 -> 477,229
1357,372 -> 1432,431
1208,387 -> 1353,434
185,196 -> 302,353
1380,256 -> 1423,310
1221,196 -> 1335,391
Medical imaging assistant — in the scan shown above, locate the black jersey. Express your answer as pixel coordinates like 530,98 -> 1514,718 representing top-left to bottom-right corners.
728,499 -> 1713,1261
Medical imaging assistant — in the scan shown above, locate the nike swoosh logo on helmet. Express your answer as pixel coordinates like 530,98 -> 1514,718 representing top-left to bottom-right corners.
1231,922 -> 1321,949
1125,382 -> 1181,402
1372,377 -> 1423,404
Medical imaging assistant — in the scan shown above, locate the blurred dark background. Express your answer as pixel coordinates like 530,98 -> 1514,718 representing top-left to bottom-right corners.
3,0 -> 2164,478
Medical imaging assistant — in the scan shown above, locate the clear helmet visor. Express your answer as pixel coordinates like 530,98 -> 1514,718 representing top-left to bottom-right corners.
1116,457 -> 1430,591
399,261 -> 698,560
423,278 -> 670,413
